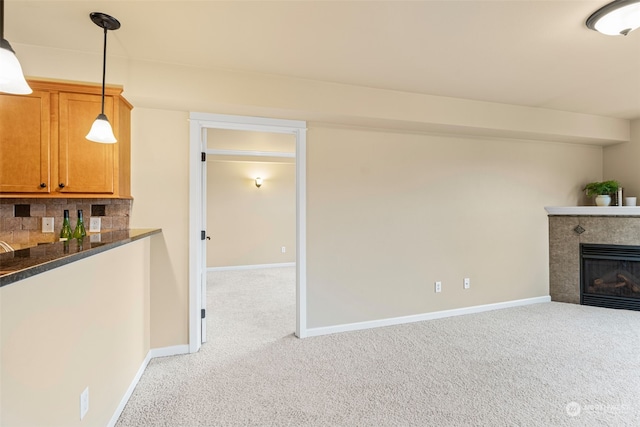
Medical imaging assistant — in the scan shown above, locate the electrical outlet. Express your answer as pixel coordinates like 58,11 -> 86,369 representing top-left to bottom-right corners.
281,246 -> 286,254
464,278 -> 471,289
42,217 -> 54,233
435,281 -> 442,293
80,387 -> 89,420
89,217 -> 101,233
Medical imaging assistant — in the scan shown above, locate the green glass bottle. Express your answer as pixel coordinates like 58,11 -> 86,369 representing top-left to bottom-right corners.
73,209 -> 87,239
60,209 -> 73,241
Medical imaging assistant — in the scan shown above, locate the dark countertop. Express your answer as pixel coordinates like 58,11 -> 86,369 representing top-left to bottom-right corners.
0,229 -> 161,287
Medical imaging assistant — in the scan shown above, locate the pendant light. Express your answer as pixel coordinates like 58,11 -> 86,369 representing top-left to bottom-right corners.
0,0 -> 32,94
586,0 -> 640,36
86,12 -> 120,144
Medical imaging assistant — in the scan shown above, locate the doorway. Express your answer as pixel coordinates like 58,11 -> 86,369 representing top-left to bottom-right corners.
189,113 -> 307,353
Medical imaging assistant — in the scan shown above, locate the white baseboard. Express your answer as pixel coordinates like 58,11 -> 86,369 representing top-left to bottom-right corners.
208,262 -> 295,272
108,344 -> 190,427
303,296 -> 551,338
148,344 -> 190,358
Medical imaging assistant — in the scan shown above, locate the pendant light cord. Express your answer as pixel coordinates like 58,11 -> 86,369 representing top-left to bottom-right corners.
0,0 -> 4,41
100,25 -> 107,116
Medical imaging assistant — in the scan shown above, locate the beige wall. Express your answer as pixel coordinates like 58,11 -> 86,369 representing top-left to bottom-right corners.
306,125 -> 602,327
12,43 -> 631,343
206,128 -> 296,268
207,160 -> 296,267
604,119 -> 640,200
129,108 -> 190,348
1,238 -> 151,426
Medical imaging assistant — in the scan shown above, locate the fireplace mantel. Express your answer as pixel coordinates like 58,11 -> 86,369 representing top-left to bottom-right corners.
545,206 -> 640,216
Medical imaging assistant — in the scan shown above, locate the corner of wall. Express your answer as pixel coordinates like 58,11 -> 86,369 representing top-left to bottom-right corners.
603,118 -> 640,199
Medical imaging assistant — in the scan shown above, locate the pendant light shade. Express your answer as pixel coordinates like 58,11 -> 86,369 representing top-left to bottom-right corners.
86,12 -> 120,144
0,0 -> 32,94
86,113 -> 117,143
586,0 -> 640,36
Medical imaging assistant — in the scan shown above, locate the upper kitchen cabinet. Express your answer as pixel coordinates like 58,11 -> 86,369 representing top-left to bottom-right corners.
0,89 -> 50,194
0,79 -> 132,198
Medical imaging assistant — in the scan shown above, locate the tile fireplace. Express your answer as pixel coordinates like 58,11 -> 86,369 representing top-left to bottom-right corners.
546,206 -> 640,311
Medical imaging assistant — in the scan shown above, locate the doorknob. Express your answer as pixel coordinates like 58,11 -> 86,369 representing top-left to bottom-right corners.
206,236 -> 211,240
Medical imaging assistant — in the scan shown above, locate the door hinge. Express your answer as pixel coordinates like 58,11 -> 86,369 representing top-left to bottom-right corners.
201,309 -> 206,319
201,230 -> 206,240
201,152 -> 206,162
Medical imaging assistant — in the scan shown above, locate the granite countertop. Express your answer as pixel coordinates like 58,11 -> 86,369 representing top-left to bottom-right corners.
0,229 -> 161,287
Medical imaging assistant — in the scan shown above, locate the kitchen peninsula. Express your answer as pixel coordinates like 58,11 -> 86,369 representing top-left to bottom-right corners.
1,228 -> 161,426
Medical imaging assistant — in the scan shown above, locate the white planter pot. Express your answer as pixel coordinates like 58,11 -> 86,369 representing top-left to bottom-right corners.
595,195 -> 612,206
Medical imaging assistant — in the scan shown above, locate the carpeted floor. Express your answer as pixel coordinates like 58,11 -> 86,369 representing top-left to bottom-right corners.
116,267 -> 640,426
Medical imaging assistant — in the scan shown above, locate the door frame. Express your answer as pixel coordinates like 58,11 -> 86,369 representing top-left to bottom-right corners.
188,112 -> 308,353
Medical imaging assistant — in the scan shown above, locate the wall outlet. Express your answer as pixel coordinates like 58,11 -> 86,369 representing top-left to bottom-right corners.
80,387 -> 89,420
89,217 -> 101,233
464,277 -> 471,289
435,281 -> 442,293
281,246 -> 286,254
42,217 -> 54,233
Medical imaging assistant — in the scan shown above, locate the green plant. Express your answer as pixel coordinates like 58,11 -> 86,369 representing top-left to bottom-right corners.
583,180 -> 620,197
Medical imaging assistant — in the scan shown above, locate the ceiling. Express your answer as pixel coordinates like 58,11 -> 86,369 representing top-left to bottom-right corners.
6,0 -> 640,120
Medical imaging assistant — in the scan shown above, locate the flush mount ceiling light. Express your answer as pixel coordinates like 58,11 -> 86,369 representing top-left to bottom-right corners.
586,0 -> 640,36
0,0 -> 32,94
86,12 -> 120,144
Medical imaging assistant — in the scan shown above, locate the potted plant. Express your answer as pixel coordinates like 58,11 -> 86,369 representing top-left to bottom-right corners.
583,180 -> 620,206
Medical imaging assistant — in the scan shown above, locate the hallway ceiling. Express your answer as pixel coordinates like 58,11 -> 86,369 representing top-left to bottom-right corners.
6,0 -> 640,119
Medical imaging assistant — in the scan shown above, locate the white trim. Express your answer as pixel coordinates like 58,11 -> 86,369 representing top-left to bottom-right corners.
304,296 -> 551,338
107,345 -> 189,427
190,112 -> 305,133
206,148 -> 295,159
296,128 -> 307,338
189,112 -> 308,349
148,344 -> 190,359
207,262 -> 296,272
545,206 -> 640,216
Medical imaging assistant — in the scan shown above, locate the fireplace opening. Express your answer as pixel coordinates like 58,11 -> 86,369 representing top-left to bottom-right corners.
581,244 -> 640,311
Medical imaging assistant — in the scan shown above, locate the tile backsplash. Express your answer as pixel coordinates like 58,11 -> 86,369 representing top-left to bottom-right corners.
0,198 -> 131,249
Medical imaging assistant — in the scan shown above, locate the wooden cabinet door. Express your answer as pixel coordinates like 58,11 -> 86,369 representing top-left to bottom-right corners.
58,92 -> 115,194
0,91 -> 51,193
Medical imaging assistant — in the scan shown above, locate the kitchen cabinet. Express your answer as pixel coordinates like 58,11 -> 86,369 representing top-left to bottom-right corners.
0,79 -> 132,198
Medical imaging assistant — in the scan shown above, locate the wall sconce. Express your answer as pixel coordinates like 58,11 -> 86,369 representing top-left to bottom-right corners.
586,0 -> 640,36
255,177 -> 263,188
86,12 -> 120,143
0,0 -> 32,94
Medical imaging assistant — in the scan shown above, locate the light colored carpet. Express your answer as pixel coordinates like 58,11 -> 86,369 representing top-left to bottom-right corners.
116,267 -> 640,426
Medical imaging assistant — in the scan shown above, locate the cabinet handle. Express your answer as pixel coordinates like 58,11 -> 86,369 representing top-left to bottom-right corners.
59,183 -> 65,188
40,183 -> 46,188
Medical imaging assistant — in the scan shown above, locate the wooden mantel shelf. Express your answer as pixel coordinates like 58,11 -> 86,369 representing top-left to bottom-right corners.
545,206 -> 640,216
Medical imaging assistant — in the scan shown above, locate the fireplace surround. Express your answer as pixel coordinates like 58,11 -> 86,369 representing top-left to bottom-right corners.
546,206 -> 640,310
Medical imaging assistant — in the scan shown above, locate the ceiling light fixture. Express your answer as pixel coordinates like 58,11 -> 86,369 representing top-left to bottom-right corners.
86,12 -> 120,144
586,0 -> 640,36
255,177 -> 263,188
0,0 -> 32,94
